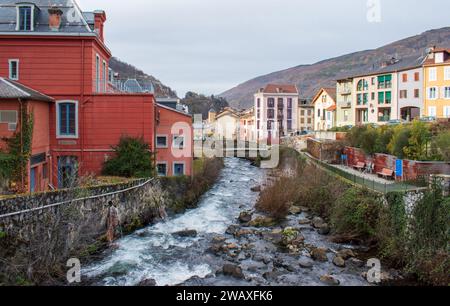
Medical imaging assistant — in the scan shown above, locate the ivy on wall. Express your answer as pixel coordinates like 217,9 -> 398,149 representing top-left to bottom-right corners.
0,106 -> 34,192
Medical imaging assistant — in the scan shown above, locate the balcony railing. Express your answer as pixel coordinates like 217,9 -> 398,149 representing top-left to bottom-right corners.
93,79 -> 155,94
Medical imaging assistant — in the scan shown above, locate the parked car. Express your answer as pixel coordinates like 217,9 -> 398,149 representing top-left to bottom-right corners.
419,116 -> 436,122
386,119 -> 406,126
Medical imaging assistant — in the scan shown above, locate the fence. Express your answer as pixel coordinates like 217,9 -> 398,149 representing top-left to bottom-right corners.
304,153 -> 426,194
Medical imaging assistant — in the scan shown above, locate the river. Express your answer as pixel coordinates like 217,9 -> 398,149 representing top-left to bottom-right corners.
83,158 -> 371,286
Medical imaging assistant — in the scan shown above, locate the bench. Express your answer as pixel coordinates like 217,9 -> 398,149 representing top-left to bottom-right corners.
353,162 -> 365,171
377,168 -> 394,180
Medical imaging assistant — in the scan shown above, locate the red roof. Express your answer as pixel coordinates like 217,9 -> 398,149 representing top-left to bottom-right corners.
262,84 -> 298,94
327,105 -> 336,111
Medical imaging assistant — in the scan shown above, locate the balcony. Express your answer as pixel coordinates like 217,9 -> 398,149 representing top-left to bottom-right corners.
92,79 -> 155,94
340,87 -> 352,95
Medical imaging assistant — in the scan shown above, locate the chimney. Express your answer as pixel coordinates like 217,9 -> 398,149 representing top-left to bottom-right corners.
48,6 -> 63,31
94,10 -> 107,42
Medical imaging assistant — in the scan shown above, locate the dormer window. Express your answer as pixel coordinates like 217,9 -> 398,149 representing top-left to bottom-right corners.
16,5 -> 35,31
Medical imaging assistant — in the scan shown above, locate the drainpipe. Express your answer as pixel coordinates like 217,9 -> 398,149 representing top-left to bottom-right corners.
80,39 -> 85,174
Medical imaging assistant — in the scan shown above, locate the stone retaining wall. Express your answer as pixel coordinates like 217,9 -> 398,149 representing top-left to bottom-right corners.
0,178 -> 169,284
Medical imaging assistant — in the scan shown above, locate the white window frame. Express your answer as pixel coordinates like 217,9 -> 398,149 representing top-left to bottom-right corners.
444,86 -> 450,99
56,100 -> 79,139
0,110 -> 18,131
156,134 -> 168,148
8,59 -> 19,80
16,4 -> 35,31
102,60 -> 107,92
429,67 -> 437,82
428,106 -> 437,118
427,87 -> 438,100
156,162 -> 168,177
173,162 -> 186,176
445,66 -> 450,81
172,135 -> 185,149
95,54 -> 100,93
444,106 -> 450,118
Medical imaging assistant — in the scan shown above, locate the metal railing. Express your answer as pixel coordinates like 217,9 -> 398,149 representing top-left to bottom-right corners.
92,79 -> 155,94
304,154 -> 426,194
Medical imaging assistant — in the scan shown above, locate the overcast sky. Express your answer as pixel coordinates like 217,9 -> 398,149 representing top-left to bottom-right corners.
77,0 -> 450,97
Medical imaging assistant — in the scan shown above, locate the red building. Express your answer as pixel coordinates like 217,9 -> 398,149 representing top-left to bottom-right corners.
0,1 -> 192,193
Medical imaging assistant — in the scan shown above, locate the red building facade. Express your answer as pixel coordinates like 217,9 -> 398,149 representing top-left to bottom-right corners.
0,1 -> 192,192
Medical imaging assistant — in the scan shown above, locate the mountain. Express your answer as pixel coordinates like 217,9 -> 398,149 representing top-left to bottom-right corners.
109,57 -> 177,98
181,92 -> 229,120
220,27 -> 450,109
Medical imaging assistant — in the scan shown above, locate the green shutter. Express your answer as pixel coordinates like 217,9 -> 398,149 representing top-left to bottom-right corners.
378,92 -> 384,103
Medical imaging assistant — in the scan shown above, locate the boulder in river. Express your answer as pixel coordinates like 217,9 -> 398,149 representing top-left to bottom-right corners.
226,224 -> 240,235
288,206 -> 302,215
320,275 -> 340,286
238,211 -> 253,223
138,278 -> 157,286
337,248 -> 356,260
333,256 -> 346,267
248,216 -> 276,228
298,258 -> 314,269
317,223 -> 331,235
312,217 -> 325,229
310,247 -> 328,262
172,229 -> 198,238
251,186 -> 261,192
223,263 -> 245,279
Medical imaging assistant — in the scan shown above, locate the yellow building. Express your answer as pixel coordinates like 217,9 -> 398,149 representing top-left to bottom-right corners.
423,48 -> 450,118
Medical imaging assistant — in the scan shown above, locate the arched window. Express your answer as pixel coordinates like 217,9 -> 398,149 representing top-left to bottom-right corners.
357,79 -> 368,91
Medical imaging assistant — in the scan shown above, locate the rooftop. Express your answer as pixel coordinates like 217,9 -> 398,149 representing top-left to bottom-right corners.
0,78 -> 54,102
259,84 -> 299,94
0,0 -> 94,34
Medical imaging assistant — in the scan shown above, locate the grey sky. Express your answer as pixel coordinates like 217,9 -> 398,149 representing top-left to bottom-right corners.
77,0 -> 450,97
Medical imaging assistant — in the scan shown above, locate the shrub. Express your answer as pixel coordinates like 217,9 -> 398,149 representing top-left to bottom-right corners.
407,180 -> 450,285
256,176 -> 296,220
433,130 -> 450,161
102,136 -> 154,178
387,125 -> 411,158
330,187 -> 383,239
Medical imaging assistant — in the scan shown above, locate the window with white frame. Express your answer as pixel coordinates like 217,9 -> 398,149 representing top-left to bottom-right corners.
9,60 -> 19,80
102,60 -> 107,92
444,106 -> 450,118
428,87 -> 438,99
16,5 -> 34,31
444,86 -> 450,99
0,110 -> 18,131
172,135 -> 185,149
428,106 -> 437,118
445,67 -> 450,81
156,163 -> 167,176
156,135 -> 168,148
56,101 -> 78,138
95,55 -> 100,92
429,68 -> 437,82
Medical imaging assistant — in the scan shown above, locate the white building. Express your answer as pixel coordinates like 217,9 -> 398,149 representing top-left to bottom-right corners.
254,84 -> 299,142
312,87 -> 336,131
397,66 -> 423,121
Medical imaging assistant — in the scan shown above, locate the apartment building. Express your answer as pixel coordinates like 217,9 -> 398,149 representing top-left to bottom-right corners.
297,99 -> 314,132
423,48 -> 450,118
254,84 -> 298,141
336,78 -> 354,127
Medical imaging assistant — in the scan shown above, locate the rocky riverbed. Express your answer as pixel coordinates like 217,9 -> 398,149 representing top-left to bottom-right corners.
83,158 -> 397,286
